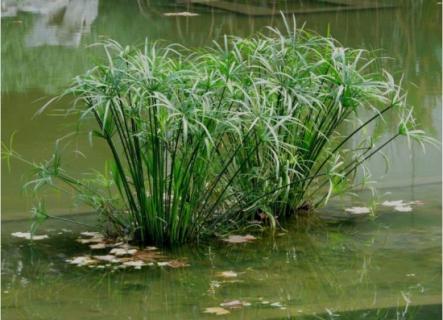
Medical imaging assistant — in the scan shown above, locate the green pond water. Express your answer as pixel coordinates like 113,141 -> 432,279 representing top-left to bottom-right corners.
1,0 -> 441,319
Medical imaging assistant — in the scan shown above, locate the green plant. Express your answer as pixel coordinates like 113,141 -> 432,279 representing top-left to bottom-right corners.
3,17 -> 434,245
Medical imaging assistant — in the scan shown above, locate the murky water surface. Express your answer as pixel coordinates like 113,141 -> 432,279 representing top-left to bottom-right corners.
1,0 -> 441,319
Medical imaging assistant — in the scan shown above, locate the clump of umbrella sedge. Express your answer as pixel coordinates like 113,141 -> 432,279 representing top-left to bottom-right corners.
3,15 -> 434,246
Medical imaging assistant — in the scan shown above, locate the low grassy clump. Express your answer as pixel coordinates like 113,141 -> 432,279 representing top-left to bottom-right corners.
3,18 -> 432,246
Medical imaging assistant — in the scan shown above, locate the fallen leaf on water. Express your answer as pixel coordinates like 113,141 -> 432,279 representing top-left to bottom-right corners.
90,243 -> 107,250
80,231 -> 103,237
222,234 -> 256,244
76,237 -> 104,244
270,302 -> 283,308
220,300 -> 250,309
217,271 -> 238,278
134,249 -> 165,262
204,307 -> 230,315
344,207 -> 370,215
163,11 -> 199,17
122,260 -> 147,269
110,247 -> 138,256
382,200 -> 405,207
66,256 -> 97,266
11,232 -> 48,240
93,255 -> 117,263
394,205 -> 413,212
157,259 -> 189,268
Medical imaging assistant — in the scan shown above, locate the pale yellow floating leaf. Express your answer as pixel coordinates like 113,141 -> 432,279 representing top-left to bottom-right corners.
394,205 -> 413,212
222,234 -> 256,244
11,232 -> 48,240
163,11 -> 199,17
344,207 -> 370,215
110,247 -> 138,256
76,237 -> 104,244
204,307 -> 230,315
93,255 -> 117,262
89,243 -> 107,250
157,259 -> 189,268
122,260 -> 147,269
382,200 -> 404,207
80,231 -> 103,237
270,302 -> 283,308
217,271 -> 238,278
66,256 -> 97,266
220,300 -> 250,309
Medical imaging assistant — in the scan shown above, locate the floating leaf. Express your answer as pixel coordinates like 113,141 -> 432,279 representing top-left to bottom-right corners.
80,231 -> 103,237
163,11 -> 199,17
270,302 -> 283,308
66,256 -> 97,266
157,259 -> 189,268
110,247 -> 138,256
382,200 -> 405,207
222,234 -> 256,244
134,249 -> 165,262
394,205 -> 413,212
93,255 -> 117,262
220,300 -> 250,309
122,260 -> 147,269
11,232 -> 48,240
204,307 -> 230,315
217,271 -> 238,278
344,207 -> 370,215
76,237 -> 104,244
89,243 -> 107,250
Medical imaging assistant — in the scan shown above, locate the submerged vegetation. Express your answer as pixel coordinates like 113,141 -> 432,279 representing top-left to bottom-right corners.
3,17 -> 433,245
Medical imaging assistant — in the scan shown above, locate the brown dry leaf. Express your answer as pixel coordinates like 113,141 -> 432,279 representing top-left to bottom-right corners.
134,249 -> 166,262
217,271 -> 238,278
222,234 -> 256,244
157,259 -> 189,268
204,307 -> 230,315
